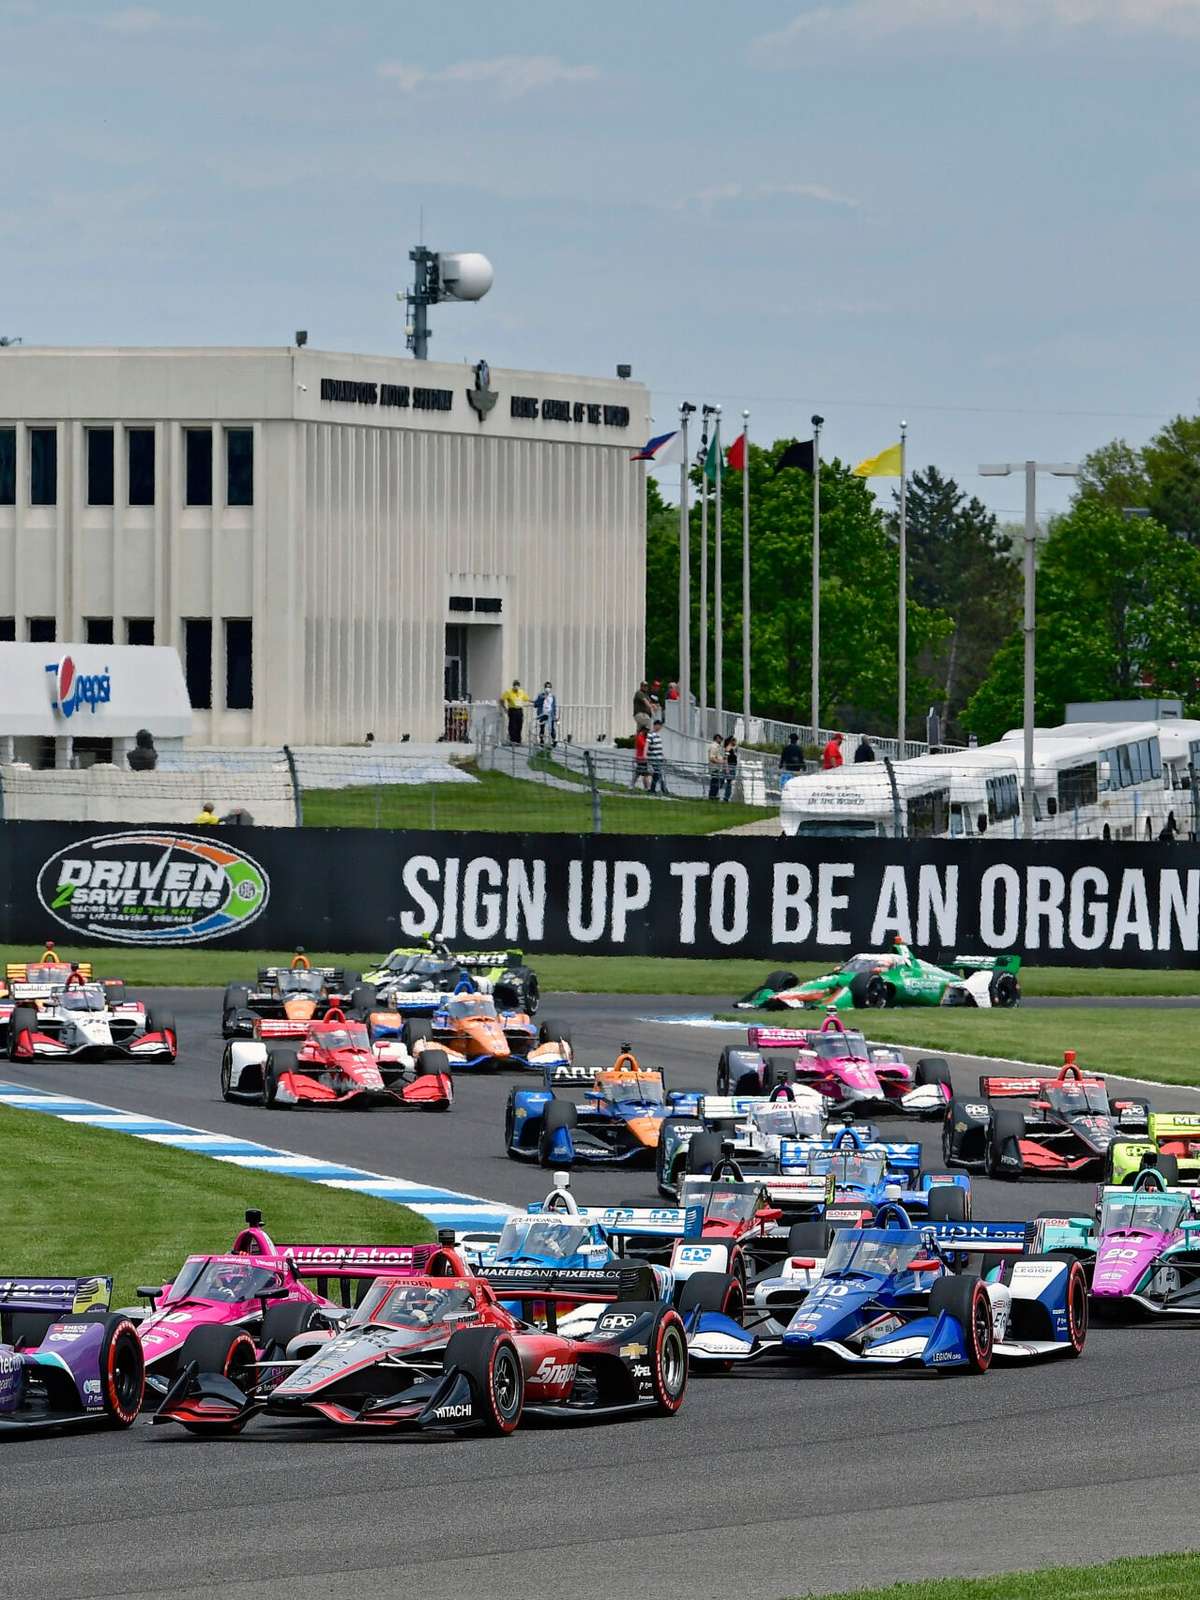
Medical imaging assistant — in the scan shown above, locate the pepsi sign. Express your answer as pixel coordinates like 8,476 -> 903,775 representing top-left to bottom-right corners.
45,656 -> 112,720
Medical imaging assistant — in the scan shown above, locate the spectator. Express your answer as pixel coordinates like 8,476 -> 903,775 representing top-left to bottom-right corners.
822,732 -> 845,770
632,725 -> 650,790
666,681 -> 680,701
364,731 -> 375,747
500,680 -> 531,744
854,735 -> 875,764
534,681 -> 558,746
648,719 -> 669,794
779,732 -> 804,786
127,728 -> 157,772
707,733 -> 724,800
194,800 -> 219,825
633,681 -> 654,730
722,736 -> 738,801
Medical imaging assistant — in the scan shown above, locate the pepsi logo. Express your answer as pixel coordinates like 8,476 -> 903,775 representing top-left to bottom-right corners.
45,656 -> 111,719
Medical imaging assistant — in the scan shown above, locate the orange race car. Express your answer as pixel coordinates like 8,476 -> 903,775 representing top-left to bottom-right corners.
222,950 -> 369,1041
365,977 -> 571,1073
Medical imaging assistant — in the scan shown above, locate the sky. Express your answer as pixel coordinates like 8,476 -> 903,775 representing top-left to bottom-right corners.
3,0 -> 1199,520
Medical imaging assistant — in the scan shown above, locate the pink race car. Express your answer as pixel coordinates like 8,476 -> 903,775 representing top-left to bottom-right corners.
717,1011 -> 952,1118
128,1209 -> 452,1397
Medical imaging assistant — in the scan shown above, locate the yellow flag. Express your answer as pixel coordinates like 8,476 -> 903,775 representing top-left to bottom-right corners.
851,442 -> 903,477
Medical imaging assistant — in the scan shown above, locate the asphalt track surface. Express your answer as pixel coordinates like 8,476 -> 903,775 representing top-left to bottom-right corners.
6,990 -> 1200,1600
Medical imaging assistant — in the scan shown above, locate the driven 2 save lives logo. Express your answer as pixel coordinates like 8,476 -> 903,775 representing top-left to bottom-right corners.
37,832 -> 270,944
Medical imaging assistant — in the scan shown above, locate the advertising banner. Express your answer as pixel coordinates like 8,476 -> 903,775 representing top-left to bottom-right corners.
0,821 -> 1198,967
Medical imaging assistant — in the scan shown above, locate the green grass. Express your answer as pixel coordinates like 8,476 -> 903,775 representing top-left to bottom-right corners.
301,765 -> 774,835
0,1105 -> 432,1304
801,1552 -> 1200,1599
724,1006 -> 1196,1087
5,943 -> 1200,998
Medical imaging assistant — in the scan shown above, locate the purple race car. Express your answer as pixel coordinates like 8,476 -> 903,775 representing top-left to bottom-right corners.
0,1274 -> 144,1434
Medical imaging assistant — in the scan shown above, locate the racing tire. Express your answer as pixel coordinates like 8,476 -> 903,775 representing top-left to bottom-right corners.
763,970 -> 799,993
987,1108 -> 1026,1180
259,1300 -> 325,1357
57,1313 -> 145,1426
524,973 -> 540,1016
503,1092 -> 518,1154
1037,1252 -> 1089,1353
1144,1152 -> 1180,1184
7,1006 -> 37,1060
342,971 -> 362,991
991,973 -> 1020,1008
178,1325 -> 257,1393
761,1057 -> 778,1094
349,984 -> 376,1019
401,1019 -> 432,1050
537,1020 -> 571,1050
444,1328 -> 525,1435
786,1220 -> 830,1256
926,1184 -> 969,1223
223,984 -> 252,1013
261,1050 -> 295,1109
716,1048 -> 733,1094
927,1275 -> 993,1373
146,1011 -> 177,1062
647,1308 -> 688,1414
685,1131 -> 725,1177
915,1057 -> 953,1090
219,1044 -> 238,1102
537,1099 -> 577,1167
101,980 -> 127,1008
849,973 -> 890,1009
676,1271 -> 745,1323
414,1047 -> 451,1079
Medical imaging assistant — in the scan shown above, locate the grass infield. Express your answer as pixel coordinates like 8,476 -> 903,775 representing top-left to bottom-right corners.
803,1551 -> 1200,1599
0,1105 -> 432,1305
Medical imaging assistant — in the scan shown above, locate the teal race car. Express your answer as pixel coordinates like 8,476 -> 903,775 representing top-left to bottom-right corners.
736,941 -> 1021,1012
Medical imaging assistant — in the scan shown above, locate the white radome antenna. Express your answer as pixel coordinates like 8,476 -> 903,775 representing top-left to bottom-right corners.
401,246 -> 494,358
438,252 -> 494,302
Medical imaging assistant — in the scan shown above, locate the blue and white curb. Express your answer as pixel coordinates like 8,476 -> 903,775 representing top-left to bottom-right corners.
0,1080 -> 514,1235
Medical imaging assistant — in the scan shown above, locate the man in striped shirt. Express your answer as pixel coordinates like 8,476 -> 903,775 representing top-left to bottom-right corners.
648,720 -> 669,795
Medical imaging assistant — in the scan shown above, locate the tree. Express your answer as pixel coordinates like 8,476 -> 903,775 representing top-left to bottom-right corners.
1076,415 -> 1200,537
885,466 -> 1018,741
963,502 -> 1200,741
644,441 -> 949,732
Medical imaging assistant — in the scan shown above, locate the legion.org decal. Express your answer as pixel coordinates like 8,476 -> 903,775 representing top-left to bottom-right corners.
36,831 -> 270,944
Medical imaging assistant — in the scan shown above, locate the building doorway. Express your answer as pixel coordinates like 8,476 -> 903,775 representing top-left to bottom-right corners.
444,624 -> 468,701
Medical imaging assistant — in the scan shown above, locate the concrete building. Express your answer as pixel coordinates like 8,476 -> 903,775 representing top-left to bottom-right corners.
0,347 -> 650,745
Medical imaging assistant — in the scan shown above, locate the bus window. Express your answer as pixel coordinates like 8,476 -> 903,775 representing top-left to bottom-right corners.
908,787 -> 950,839
1058,763 -> 1098,812
950,803 -> 965,837
1118,745 -> 1134,787
1148,739 -> 1162,780
987,774 -> 1019,824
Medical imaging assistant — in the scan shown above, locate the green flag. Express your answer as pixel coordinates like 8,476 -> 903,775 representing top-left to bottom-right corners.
703,432 -> 724,483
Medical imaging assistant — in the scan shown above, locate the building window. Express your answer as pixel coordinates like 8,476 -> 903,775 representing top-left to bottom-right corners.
226,428 -> 253,507
29,428 -> 57,506
27,617 -> 56,642
183,618 -> 212,709
0,429 -> 14,506
185,429 -> 212,507
0,617 -> 15,641
224,618 -> 253,709
126,617 -> 155,645
85,617 -> 114,644
87,428 -> 114,507
128,428 -> 155,506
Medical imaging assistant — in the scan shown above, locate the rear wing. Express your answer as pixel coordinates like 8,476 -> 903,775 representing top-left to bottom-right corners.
454,949 -> 520,970
928,1220 -> 1029,1255
683,1171 -> 835,1210
527,1203 -> 704,1241
980,1073 -> 1105,1099
257,965 -> 346,987
5,961 -> 93,983
479,1262 -> 658,1302
1147,1112 -> 1200,1139
747,1026 -> 809,1049
0,1274 -> 112,1315
779,1138 -> 921,1173
949,954 -> 1021,975
545,1062 -> 602,1088
280,1243 -> 450,1276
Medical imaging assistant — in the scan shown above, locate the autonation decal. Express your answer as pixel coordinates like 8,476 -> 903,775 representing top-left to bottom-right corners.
36,832 -> 270,944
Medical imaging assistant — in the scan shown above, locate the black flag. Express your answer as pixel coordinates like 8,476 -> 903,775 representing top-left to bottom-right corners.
774,439 -> 815,474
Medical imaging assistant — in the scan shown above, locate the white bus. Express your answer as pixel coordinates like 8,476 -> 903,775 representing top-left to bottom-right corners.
902,747 -> 1022,840
996,721 -> 1170,841
779,762 -> 951,839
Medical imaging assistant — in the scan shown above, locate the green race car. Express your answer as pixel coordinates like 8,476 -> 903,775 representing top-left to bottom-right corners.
1106,1112 -> 1200,1187
736,941 -> 1021,1012
362,939 -> 539,1015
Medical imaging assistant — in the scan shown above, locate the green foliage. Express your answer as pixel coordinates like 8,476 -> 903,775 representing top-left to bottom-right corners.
644,443 -> 949,730
1077,413 -> 1200,538
963,501 -> 1200,741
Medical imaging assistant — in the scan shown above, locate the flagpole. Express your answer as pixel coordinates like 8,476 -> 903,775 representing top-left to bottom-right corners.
811,415 -> 823,737
897,420 -> 908,760
740,410 -> 751,738
713,408 -> 724,733
678,404 -> 693,733
698,409 -> 712,739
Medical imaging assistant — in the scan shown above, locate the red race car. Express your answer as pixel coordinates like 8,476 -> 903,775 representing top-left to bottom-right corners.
220,1010 -> 453,1111
153,1242 -> 687,1436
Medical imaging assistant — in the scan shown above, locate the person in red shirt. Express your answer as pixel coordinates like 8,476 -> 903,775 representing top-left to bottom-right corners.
632,726 -> 650,789
822,732 -> 845,770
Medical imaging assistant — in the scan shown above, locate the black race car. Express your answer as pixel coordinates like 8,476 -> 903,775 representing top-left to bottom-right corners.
221,952 -> 366,1040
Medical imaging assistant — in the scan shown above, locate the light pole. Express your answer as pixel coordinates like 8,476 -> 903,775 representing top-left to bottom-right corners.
678,403 -> 696,732
811,414 -> 824,736
978,459 -> 1079,839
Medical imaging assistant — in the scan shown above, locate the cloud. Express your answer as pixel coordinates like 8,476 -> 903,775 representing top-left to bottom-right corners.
379,54 -> 600,100
99,6 -> 206,33
678,180 -> 860,214
752,0 -> 1200,57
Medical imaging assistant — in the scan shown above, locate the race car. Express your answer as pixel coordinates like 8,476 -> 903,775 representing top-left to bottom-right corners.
718,1012 -> 953,1118
505,1049 -> 699,1167
4,968 -> 176,1062
126,1209 -> 442,1393
1029,1168 -> 1200,1317
221,951 -> 366,1039
370,975 -> 567,1072
1106,1111 -> 1200,1188
687,1202 -> 1088,1373
220,1010 -> 453,1110
153,1242 -> 688,1436
362,940 -> 540,1016
655,1083 -> 851,1196
0,1272 -> 144,1432
735,942 -> 1021,1012
942,1055 -> 1152,1180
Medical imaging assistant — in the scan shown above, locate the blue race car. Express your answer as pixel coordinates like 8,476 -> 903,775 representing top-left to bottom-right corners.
771,1123 -> 972,1225
687,1202 -> 1088,1374
505,1048 -> 703,1167
0,1273 -> 145,1431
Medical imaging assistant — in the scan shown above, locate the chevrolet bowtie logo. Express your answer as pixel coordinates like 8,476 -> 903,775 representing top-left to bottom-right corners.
466,358 -> 497,420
